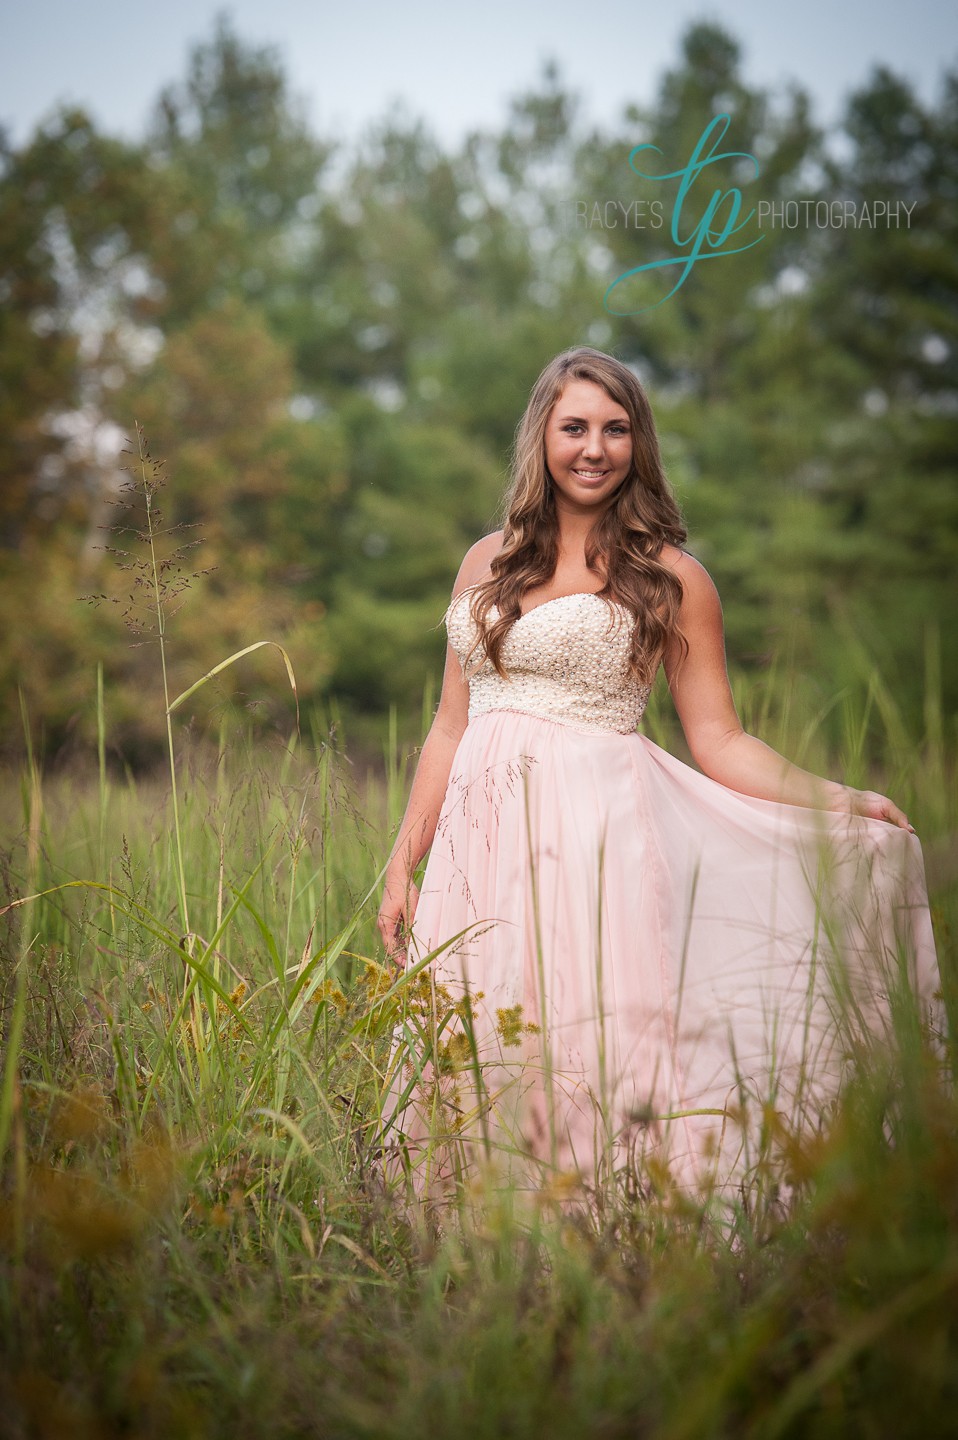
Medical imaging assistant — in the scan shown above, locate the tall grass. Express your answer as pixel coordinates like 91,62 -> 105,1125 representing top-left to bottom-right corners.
1,439 -> 956,1434
1,664 -> 954,1436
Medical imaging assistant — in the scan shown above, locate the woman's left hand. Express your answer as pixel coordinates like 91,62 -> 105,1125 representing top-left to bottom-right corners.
829,784 -> 916,833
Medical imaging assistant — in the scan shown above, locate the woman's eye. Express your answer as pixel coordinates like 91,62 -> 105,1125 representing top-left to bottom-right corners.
560,422 -> 627,435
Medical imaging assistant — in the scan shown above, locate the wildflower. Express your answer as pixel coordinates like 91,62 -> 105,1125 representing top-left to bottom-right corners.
453,988 -> 486,1022
360,961 -> 394,1001
495,1005 -> 540,1047
437,1031 -> 472,1075
311,979 -> 348,1014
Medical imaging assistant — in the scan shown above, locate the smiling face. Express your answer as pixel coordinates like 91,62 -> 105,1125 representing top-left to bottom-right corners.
543,378 -> 633,514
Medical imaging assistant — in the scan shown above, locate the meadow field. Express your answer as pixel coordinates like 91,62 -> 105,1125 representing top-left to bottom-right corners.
3,16 -> 957,1436
1,636 -> 956,1440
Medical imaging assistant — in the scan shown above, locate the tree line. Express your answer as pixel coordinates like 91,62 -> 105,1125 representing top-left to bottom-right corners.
1,17 -> 955,764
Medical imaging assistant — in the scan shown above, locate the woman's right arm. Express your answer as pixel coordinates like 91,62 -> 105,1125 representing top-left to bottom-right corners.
377,642 -> 469,962
376,533 -> 501,963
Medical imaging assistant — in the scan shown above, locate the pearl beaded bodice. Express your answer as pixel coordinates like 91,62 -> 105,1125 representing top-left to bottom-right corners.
444,587 -> 652,736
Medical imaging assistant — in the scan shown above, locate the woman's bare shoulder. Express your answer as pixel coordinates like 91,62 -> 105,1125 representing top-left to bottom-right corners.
659,547 -> 723,626
452,530 -> 505,595
661,545 -> 717,590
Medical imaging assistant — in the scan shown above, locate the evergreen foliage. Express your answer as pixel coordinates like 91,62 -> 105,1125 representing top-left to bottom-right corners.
1,18 -> 955,762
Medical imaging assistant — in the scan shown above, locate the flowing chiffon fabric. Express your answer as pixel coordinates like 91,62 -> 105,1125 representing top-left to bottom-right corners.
382,596 -> 940,1198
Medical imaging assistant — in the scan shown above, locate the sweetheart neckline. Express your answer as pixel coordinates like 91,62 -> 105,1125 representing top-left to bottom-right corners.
515,592 -> 628,622
450,587 -> 630,623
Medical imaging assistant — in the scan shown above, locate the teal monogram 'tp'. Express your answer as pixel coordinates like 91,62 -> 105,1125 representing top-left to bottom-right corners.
604,113 -> 764,315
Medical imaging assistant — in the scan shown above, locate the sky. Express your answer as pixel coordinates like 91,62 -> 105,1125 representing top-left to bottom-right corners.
1,0 -> 956,153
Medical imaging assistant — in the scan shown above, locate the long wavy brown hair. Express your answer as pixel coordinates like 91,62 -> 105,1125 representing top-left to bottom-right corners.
467,347 -> 688,684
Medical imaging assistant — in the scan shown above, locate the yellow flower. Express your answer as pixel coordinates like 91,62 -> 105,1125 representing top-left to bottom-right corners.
311,980 -> 348,1014
495,1006 -> 540,1047
437,1031 -> 472,1075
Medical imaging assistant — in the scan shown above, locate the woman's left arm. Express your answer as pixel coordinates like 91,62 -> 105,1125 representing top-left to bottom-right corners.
662,552 -> 915,832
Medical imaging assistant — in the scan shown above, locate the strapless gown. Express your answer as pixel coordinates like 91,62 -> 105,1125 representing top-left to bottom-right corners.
382,588 -> 940,1197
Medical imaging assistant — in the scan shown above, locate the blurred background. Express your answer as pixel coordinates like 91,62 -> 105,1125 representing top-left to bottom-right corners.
1,1 -> 956,767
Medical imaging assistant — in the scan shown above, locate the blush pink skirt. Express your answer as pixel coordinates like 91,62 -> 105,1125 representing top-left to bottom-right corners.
382,710 -> 940,1199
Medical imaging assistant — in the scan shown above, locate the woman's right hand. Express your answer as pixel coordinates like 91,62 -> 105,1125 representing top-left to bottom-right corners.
377,873 -> 420,969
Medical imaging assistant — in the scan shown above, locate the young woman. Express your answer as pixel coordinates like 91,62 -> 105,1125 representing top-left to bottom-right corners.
377,347 -> 938,1195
